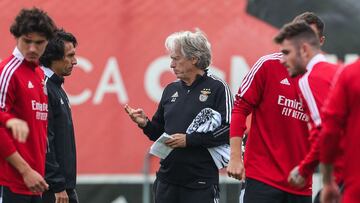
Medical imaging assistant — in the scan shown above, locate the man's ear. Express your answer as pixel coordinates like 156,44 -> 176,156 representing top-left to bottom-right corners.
192,57 -> 198,65
319,36 -> 325,46
300,43 -> 311,58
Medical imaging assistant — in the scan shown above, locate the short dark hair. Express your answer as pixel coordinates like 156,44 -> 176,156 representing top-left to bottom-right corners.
40,29 -> 77,67
293,12 -> 325,38
10,7 -> 56,39
274,21 -> 320,49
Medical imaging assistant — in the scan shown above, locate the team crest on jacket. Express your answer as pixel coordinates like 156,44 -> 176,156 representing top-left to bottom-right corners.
199,89 -> 211,102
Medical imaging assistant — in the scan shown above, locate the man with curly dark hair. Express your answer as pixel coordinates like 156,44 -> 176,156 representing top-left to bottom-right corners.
0,7 -> 56,203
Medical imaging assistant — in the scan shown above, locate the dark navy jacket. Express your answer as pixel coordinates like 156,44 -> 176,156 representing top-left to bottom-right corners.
142,71 -> 233,188
44,68 -> 77,192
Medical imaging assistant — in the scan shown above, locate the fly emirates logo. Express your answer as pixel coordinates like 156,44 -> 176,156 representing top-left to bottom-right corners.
31,100 -> 48,121
277,95 -> 308,122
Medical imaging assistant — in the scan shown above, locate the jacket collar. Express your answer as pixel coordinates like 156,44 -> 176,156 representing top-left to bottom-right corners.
306,53 -> 327,71
181,70 -> 207,89
13,47 -> 39,69
13,47 -> 24,60
42,66 -> 64,85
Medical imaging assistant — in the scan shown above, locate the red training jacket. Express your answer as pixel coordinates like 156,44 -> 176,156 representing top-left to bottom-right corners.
320,59 -> 360,203
297,54 -> 343,184
230,53 -> 311,196
0,47 -> 48,195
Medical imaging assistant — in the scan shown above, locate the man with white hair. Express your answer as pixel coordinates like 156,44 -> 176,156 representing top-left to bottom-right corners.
125,29 -> 233,202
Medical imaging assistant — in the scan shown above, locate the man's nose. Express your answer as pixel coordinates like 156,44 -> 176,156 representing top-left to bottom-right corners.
170,61 -> 175,69
29,44 -> 37,52
73,57 -> 77,65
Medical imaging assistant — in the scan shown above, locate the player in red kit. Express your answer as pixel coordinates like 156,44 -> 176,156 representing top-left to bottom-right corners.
227,50 -> 312,203
227,12 -> 330,203
319,59 -> 360,203
0,7 -> 56,203
274,20 -> 344,203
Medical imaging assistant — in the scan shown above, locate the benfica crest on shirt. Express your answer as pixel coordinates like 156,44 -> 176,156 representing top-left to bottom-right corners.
199,88 -> 211,102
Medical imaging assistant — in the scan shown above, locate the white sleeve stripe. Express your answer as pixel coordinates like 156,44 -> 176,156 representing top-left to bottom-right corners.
224,81 -> 233,123
224,76 -> 233,123
299,74 -> 322,126
208,74 -> 233,123
0,57 -> 17,92
0,58 -> 22,109
213,125 -> 229,137
0,58 -> 19,107
240,53 -> 282,92
209,75 -> 232,123
1,60 -> 21,108
240,53 -> 282,97
240,53 -> 282,94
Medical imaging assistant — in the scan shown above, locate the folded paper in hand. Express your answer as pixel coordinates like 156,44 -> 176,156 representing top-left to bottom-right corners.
149,133 -> 173,159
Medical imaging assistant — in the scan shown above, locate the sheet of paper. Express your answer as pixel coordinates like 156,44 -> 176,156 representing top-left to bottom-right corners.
149,133 -> 173,159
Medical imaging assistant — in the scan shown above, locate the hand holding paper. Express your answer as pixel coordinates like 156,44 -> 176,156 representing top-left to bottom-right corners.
149,133 -> 174,159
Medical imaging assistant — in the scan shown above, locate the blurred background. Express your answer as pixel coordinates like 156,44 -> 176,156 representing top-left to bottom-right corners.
0,0 -> 358,202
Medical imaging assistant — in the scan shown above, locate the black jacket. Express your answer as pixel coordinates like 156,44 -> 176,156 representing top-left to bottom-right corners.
44,68 -> 77,192
142,72 -> 233,188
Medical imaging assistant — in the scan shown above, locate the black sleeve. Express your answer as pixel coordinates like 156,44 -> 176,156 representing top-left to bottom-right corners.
45,88 -> 66,193
142,103 -> 165,141
141,89 -> 167,141
186,80 -> 234,148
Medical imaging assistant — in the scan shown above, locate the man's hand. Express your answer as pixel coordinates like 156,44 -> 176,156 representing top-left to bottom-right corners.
55,190 -> 69,203
227,137 -> 245,180
320,163 -> 340,203
6,118 -> 29,142
227,157 -> 245,180
124,104 -> 148,127
321,181 -> 341,203
6,152 -> 48,193
21,167 -> 49,193
165,133 -> 186,148
288,166 -> 306,188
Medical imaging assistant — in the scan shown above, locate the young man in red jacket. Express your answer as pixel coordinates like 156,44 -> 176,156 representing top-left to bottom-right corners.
274,20 -> 344,203
0,7 -> 56,203
227,33 -> 312,203
319,59 -> 360,203
227,52 -> 311,202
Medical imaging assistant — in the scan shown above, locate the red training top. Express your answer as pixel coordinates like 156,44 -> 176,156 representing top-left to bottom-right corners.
297,54 -> 343,184
0,47 -> 48,195
230,53 -> 311,196
320,59 -> 360,203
